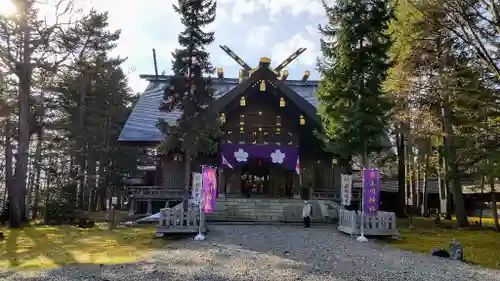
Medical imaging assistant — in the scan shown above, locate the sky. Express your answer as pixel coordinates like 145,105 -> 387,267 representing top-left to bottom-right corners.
87,0 -> 332,94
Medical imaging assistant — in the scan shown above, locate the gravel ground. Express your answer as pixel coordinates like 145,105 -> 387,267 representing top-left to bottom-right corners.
1,224 -> 499,281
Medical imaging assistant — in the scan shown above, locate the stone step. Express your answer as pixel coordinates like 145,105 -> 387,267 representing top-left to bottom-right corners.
208,198 -> 329,223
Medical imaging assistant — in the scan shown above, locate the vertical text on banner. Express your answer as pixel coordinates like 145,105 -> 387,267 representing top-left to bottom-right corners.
363,169 -> 380,215
340,174 -> 352,206
191,173 -> 203,206
201,167 -> 217,214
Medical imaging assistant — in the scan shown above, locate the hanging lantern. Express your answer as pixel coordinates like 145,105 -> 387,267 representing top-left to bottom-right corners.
239,69 -> 244,83
220,113 -> 226,124
280,70 -> 288,81
302,70 -> 310,83
240,114 -> 245,125
279,97 -> 286,107
260,80 -> 266,92
172,153 -> 183,162
299,115 -> 305,125
240,96 -> 246,106
217,68 -> 224,80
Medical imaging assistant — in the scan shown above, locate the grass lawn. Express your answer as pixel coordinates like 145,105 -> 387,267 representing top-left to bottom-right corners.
387,217 -> 500,269
0,224 -> 166,270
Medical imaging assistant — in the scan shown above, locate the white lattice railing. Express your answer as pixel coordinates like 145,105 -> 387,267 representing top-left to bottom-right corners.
337,209 -> 399,236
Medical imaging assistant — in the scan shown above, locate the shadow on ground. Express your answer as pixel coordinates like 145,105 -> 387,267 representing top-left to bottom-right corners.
0,224 -> 170,269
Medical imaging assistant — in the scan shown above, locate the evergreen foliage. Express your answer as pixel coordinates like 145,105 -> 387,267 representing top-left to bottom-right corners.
158,0 -> 220,156
316,0 -> 394,166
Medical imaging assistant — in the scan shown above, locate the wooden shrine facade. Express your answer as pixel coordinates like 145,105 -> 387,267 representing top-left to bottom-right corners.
119,47 -> 342,214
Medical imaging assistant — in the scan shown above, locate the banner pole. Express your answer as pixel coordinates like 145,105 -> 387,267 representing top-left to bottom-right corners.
357,169 -> 368,242
195,165 -> 206,240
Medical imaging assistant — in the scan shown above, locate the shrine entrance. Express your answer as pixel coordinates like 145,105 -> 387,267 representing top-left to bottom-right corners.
220,144 -> 299,198
240,159 -> 270,196
237,159 -> 294,198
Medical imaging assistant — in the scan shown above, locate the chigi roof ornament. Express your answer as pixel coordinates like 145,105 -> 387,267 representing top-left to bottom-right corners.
218,45 -> 307,81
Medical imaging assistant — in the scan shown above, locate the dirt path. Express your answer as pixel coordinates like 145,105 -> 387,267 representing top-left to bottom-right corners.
3,225 -> 500,281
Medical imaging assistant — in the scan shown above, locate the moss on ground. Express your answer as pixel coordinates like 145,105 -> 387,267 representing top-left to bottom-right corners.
0,224 -> 164,270
387,217 -> 500,269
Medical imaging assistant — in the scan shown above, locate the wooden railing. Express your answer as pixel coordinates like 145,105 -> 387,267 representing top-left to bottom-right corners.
338,209 -> 399,236
312,189 -> 362,201
127,186 -> 185,199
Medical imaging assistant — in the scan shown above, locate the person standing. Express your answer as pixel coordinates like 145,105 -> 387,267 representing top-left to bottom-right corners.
302,200 -> 312,227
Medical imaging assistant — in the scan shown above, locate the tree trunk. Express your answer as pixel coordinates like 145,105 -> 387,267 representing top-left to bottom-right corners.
479,175 -> 485,226
4,121 -> 13,220
437,150 -> 450,217
97,159 -> 108,211
182,150 -> 192,210
442,103 -> 468,226
421,139 -> 431,217
87,155 -> 97,212
406,136 -> 413,208
490,178 -> 500,231
31,132 -> 43,219
98,116 -> 111,211
76,70 -> 89,210
396,131 -> 406,217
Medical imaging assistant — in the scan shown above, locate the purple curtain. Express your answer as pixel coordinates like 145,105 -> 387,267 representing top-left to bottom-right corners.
219,143 -> 299,170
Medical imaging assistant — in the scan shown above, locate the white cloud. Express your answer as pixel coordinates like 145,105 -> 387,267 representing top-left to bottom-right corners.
257,0 -> 324,20
305,25 -> 319,38
271,33 -> 318,68
232,0 -> 259,23
245,26 -> 271,48
85,0 -> 183,92
222,0 -> 328,19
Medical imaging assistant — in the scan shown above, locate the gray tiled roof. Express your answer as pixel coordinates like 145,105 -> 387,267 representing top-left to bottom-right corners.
118,78 -> 319,142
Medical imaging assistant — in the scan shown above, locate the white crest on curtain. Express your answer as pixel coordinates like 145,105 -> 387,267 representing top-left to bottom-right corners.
234,148 -> 248,162
270,149 -> 286,164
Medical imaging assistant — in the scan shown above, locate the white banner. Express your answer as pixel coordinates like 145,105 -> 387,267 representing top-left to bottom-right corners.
191,173 -> 203,206
341,174 -> 352,206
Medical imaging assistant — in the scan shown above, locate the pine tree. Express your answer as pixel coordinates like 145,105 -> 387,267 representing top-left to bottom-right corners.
159,0 -> 219,209
317,0 -> 394,168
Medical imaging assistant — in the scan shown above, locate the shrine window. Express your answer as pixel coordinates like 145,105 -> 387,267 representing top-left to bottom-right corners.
263,132 -> 269,144
238,127 -> 245,143
279,97 -> 286,107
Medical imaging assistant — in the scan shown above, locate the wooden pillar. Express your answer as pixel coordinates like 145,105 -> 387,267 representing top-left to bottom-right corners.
218,168 -> 225,198
128,198 -> 136,216
293,172 -> 301,199
155,157 -> 163,186
146,198 -> 152,215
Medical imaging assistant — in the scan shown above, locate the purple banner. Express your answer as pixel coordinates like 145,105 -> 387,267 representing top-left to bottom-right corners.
202,167 -> 217,214
220,144 -> 299,170
363,169 -> 380,215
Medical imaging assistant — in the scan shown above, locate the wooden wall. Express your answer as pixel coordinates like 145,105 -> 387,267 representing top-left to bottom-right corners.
221,95 -> 300,146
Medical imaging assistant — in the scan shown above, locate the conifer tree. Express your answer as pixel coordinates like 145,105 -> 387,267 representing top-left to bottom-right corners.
159,0 -> 219,209
317,0 -> 394,168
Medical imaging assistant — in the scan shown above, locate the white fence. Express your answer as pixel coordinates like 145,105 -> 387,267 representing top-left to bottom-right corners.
338,209 -> 399,236
156,207 -> 205,236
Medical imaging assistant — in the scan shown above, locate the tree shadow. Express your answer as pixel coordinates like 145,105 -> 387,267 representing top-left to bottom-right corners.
4,228 -> 21,267
0,224 -> 173,269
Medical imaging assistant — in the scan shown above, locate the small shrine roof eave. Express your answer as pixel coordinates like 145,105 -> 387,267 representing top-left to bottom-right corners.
117,72 -> 321,144
214,67 -> 321,126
